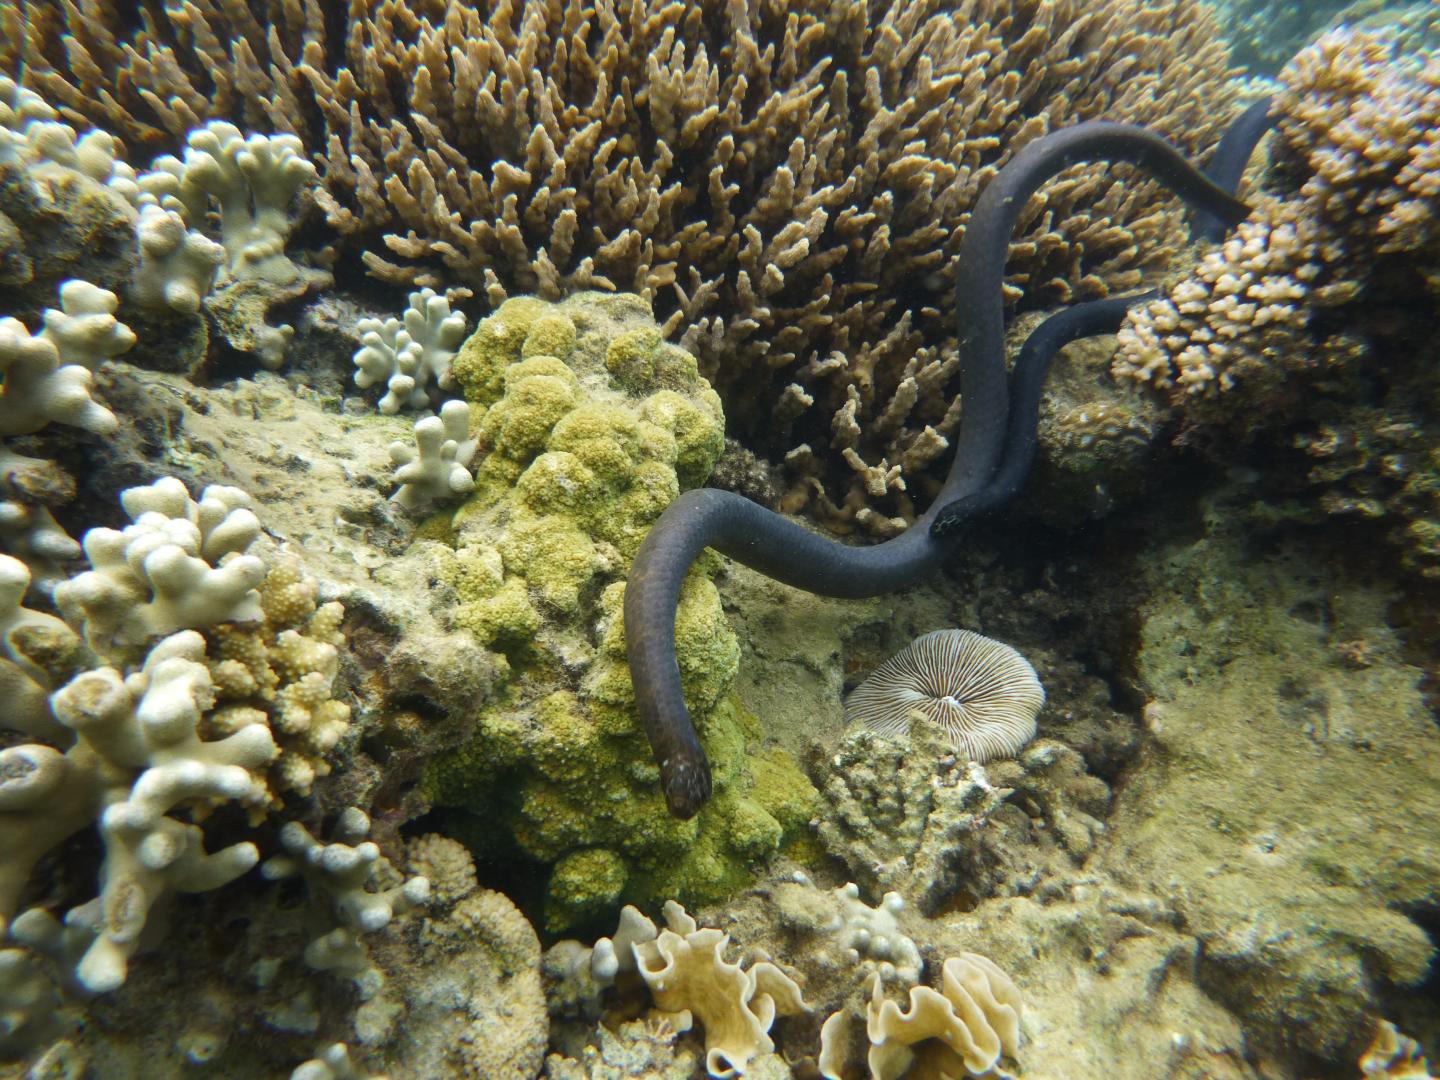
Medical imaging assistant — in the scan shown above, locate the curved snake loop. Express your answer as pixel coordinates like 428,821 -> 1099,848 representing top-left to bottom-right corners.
626,109 -> 1271,819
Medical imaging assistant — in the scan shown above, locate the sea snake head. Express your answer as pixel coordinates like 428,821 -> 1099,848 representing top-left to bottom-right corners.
929,491 -> 992,538
661,753 -> 712,819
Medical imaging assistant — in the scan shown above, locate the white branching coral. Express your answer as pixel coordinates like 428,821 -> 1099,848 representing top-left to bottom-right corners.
0,920 -> 65,1058
2,77 -> 224,321
0,75 -> 121,185
845,629 -> 1044,762
0,280 -> 132,436
0,553 -> 80,742
353,288 -> 468,414
130,202 -> 225,316
53,477 -> 266,660
0,630 -> 277,992
260,807 -> 429,994
0,495 -> 80,597
388,400 -> 477,513
143,120 -> 318,285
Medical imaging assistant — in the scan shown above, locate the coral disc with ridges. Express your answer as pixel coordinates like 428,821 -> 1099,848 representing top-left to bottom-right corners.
844,629 -> 1044,762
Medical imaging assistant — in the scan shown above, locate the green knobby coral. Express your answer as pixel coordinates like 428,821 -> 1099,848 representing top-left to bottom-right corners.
428,293 -> 816,931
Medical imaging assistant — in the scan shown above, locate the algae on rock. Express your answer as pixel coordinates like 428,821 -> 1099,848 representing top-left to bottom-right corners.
424,293 -> 819,931
1104,492 -> 1440,1066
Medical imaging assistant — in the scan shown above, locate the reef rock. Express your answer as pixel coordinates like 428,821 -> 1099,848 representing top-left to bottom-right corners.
1104,490 -> 1440,1069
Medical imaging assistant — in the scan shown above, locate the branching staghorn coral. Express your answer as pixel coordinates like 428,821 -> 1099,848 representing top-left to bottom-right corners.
0,629 -> 277,992
13,0 -> 1240,532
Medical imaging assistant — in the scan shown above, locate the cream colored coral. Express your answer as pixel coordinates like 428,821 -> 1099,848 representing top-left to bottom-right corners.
388,400 -> 477,512
1114,31 -> 1440,402
142,120 -> 317,285
632,901 -> 808,1079
0,75 -> 121,186
0,496 -> 80,595
405,834 -> 477,907
131,202 -> 225,316
260,807 -> 429,999
53,477 -> 265,659
818,954 -> 1023,1080
0,553 -> 79,742
354,289 -> 468,414
0,631 -> 277,991
291,1043 -> 389,1080
204,557 -> 350,801
0,280 -> 132,437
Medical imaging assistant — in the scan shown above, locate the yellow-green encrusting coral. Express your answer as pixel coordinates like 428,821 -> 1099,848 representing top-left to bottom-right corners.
425,292 -> 819,931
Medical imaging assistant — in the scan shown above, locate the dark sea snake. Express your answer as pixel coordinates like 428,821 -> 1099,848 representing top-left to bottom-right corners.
626,105 -> 1274,818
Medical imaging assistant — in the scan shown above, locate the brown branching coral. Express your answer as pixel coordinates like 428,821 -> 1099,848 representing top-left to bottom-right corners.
1112,30 -> 1440,577
11,0 -> 1239,533
202,556 -> 352,804
1115,30 -> 1440,401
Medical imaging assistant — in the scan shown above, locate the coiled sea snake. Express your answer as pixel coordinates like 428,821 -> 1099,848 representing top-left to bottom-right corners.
626,108 -> 1273,818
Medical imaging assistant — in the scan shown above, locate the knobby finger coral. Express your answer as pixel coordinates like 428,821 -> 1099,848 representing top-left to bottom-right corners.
0,629 -> 278,992
1113,29 -> 1440,579
53,476 -> 266,660
0,278 -> 131,436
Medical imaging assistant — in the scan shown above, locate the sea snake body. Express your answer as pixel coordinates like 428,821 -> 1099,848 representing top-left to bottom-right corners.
626,112 -> 1271,819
